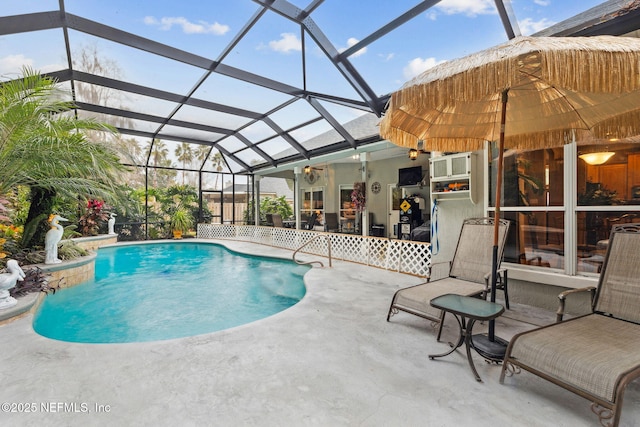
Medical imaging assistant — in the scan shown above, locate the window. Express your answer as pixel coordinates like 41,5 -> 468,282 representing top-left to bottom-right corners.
490,141 -> 640,276
490,146 -> 565,271
339,185 -> 356,232
301,187 -> 324,227
576,142 -> 640,273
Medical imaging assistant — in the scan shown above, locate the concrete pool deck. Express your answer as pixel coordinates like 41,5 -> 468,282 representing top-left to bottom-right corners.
0,239 -> 639,426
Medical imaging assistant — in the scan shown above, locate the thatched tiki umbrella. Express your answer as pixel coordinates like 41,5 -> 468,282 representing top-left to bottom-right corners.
380,35 -> 640,352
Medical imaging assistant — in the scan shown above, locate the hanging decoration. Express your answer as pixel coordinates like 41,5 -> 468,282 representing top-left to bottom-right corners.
351,182 -> 366,212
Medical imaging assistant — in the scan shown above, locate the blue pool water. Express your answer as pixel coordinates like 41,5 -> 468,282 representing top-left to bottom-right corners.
33,242 -> 308,343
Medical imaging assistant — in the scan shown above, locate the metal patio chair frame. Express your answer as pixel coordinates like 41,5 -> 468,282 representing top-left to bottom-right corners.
500,223 -> 640,427
387,217 -> 510,340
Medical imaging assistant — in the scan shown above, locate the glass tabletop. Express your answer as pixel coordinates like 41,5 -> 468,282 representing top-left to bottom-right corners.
430,294 -> 504,320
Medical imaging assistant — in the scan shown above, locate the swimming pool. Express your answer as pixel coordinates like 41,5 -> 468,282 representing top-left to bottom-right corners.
33,242 -> 309,343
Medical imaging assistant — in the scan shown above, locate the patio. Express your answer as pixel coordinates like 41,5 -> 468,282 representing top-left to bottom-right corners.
1,240 -> 638,426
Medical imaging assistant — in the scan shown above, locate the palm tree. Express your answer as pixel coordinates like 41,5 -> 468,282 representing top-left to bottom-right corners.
148,138 -> 169,187
0,67 -> 128,248
175,142 -> 194,185
195,145 -> 211,167
210,151 -> 225,190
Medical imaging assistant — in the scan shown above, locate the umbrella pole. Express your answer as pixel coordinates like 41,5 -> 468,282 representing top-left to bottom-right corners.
473,90 -> 509,362
489,89 -> 508,340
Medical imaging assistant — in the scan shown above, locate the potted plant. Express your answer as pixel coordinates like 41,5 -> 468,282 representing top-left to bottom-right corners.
170,208 -> 193,239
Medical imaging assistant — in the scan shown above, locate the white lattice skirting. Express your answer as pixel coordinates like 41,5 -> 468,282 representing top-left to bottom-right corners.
197,224 -> 431,277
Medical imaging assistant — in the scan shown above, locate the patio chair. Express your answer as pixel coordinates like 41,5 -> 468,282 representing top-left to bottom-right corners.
324,213 -> 339,232
271,213 -> 283,227
306,212 -> 318,230
387,217 -> 510,340
500,223 -> 640,427
265,213 -> 274,227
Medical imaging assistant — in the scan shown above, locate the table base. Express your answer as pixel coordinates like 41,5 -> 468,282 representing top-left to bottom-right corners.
472,333 -> 508,362
429,316 -> 485,382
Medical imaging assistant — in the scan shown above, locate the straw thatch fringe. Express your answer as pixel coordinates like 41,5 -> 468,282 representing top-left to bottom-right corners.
391,40 -> 640,111
402,36 -> 640,94
380,36 -> 640,152
379,123 -> 592,152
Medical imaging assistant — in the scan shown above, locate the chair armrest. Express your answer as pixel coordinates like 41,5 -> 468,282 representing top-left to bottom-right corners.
427,261 -> 451,282
556,286 -> 597,322
483,267 -> 507,281
483,268 -> 507,291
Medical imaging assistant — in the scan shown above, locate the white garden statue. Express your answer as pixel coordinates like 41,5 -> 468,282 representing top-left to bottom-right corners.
0,259 -> 26,309
45,214 -> 68,264
108,212 -> 117,235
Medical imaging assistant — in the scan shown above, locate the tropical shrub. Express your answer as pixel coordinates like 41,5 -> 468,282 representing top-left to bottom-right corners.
243,196 -> 293,225
0,67 -> 128,249
78,199 -> 110,236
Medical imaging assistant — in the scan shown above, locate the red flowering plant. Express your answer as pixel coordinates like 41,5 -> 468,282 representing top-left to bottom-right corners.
79,199 -> 110,236
351,182 -> 366,212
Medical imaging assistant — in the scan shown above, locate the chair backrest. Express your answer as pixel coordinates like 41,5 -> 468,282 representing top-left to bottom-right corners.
594,224 -> 640,324
306,212 -> 318,230
271,213 -> 283,227
449,218 -> 510,283
324,213 -> 338,231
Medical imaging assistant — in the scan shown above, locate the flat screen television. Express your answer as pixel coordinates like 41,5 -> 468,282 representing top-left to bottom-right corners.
398,166 -> 423,186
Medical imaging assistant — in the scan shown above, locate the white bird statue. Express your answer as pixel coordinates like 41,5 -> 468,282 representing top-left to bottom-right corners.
108,212 -> 117,235
45,214 -> 68,264
0,259 -> 26,309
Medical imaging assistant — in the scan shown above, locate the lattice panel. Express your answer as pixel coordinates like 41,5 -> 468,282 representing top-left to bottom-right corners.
399,241 -> 431,276
252,226 -> 273,246
366,238 -> 389,269
197,223 -> 214,239
327,233 -> 345,259
235,225 -> 255,240
310,235 -> 331,257
199,224 -> 236,239
385,239 -> 403,272
197,225 -> 431,277
339,235 -> 368,263
273,228 -> 303,250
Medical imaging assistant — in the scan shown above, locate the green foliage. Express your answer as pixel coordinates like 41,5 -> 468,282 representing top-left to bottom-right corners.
0,68 -> 129,249
170,207 -> 193,233
503,157 -> 545,207
58,240 -> 89,260
8,186 -> 30,226
147,227 -> 162,240
243,196 -> 292,224
262,196 -> 293,218
21,212 -> 49,250
109,186 -> 147,241
578,182 -> 621,206
62,224 -> 82,240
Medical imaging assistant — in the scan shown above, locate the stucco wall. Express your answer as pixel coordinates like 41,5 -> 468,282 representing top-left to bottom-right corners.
299,154 -> 431,237
429,151 -> 485,263
507,278 -> 592,316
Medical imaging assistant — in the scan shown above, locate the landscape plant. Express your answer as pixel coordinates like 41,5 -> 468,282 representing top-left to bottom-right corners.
243,196 -> 293,225
0,67 -> 128,249
78,199 -> 110,236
